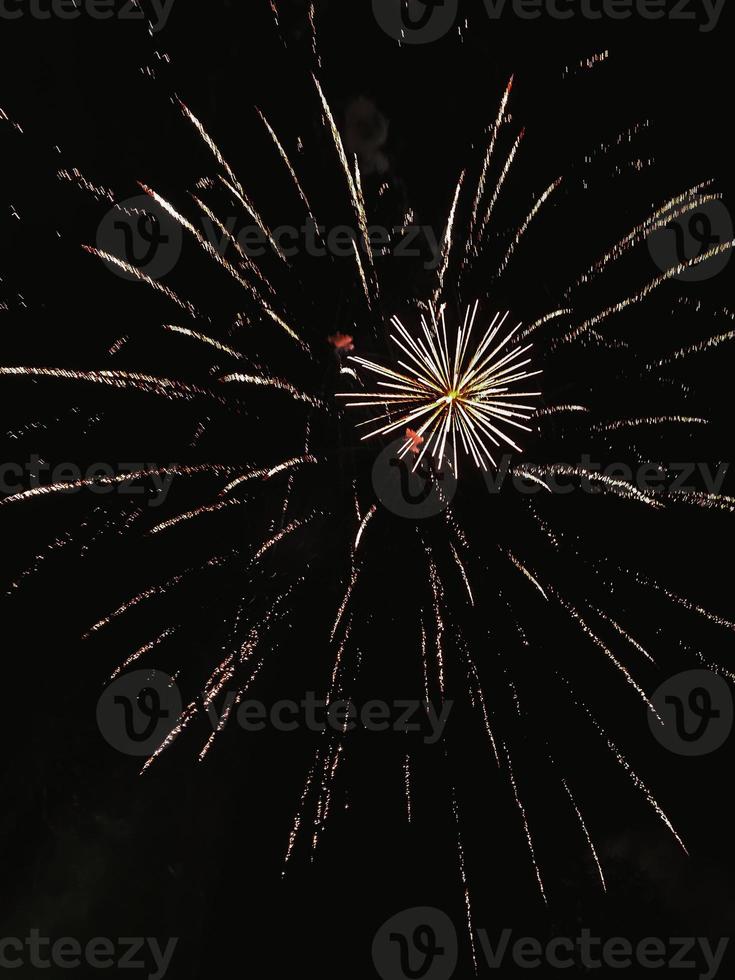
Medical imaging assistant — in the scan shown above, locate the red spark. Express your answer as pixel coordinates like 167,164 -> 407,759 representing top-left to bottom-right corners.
406,428 -> 424,455
328,332 -> 354,352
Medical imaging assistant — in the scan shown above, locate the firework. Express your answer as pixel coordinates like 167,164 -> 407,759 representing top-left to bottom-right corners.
3,23 -> 735,953
339,303 -> 541,473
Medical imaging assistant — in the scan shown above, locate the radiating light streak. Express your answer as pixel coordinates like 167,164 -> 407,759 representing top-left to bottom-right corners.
668,488 -> 735,513
0,463 -> 237,507
428,551 -> 446,700
448,777 -> 479,974
81,246 -> 200,318
450,543 -> 474,606
57,167 -> 115,203
354,504 -> 376,551
496,177 -> 563,279
178,98 -> 245,197
515,463 -> 664,509
557,238 -> 735,347
648,329 -> 735,369
517,308 -> 572,342
504,549 -> 548,600
221,456 -> 318,495
351,237 -> 372,308
83,550 -> 239,638
250,514 -> 316,566
312,75 -> 374,269
475,128 -> 525,247
163,324 -> 244,360
504,741 -> 547,905
404,754 -> 412,824
256,107 -> 321,232
148,498 -> 244,536
590,415 -> 708,433
140,183 -> 273,303
340,305 -> 541,475
331,565 -> 359,642
565,184 -> 718,295
218,174 -> 290,265
589,605 -> 656,666
111,627 -> 179,680
466,76 -> 514,252
462,643 -> 500,765
220,372 -> 325,408
559,675 -> 687,853
551,586 -> 660,720
561,778 -> 606,892
0,365 -> 213,402
533,403 -> 589,418
433,172 -> 465,305
190,193 -> 276,295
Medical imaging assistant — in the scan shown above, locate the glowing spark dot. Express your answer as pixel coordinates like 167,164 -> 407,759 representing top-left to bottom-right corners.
328,332 -> 355,351
339,302 -> 542,474
406,428 -> 424,455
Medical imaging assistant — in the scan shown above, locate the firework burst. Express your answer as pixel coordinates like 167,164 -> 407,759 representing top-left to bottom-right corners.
339,303 -> 541,473
3,16 -> 735,958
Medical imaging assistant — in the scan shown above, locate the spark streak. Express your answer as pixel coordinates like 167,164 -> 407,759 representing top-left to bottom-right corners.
340,304 -> 541,474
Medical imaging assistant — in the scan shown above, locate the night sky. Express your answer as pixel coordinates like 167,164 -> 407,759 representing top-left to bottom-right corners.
1,1 -> 735,977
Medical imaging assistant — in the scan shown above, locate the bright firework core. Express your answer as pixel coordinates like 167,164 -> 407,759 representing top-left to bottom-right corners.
339,302 -> 542,474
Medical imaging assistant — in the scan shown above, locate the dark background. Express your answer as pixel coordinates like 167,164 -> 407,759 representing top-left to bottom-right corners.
1,1 -> 735,977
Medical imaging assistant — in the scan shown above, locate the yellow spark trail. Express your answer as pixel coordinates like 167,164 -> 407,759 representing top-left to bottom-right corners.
564,183 -> 718,295
220,372 -> 325,409
496,177 -> 563,278
556,239 -> 735,347
221,456 -> 319,495
163,324 -> 244,360
340,304 -> 541,475
0,365 -> 213,403
504,741 -> 548,905
475,128 -> 525,247
466,76 -> 514,254
590,416 -> 708,433
560,677 -> 688,854
0,463 -> 237,507
81,246 -> 199,317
